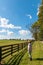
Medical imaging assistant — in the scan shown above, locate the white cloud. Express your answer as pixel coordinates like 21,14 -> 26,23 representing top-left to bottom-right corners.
0,17 -> 33,40
37,4 -> 40,16
7,30 -> 14,35
0,34 -> 13,39
27,14 -> 32,19
0,29 -> 14,39
19,30 -> 30,35
18,30 -> 33,40
0,29 -> 6,33
0,17 -> 22,39
37,11 -> 39,16
0,17 -> 21,29
37,7 -> 39,15
0,29 -> 14,35
0,17 -> 9,25
7,31 -> 13,35
0,29 -> 33,40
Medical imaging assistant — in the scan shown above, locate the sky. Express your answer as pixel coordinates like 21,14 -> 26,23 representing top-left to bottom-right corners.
0,0 -> 41,40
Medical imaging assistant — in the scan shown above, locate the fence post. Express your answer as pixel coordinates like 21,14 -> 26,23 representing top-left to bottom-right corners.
18,44 -> 19,52
0,47 -> 2,65
22,43 -> 23,49
11,45 -> 13,55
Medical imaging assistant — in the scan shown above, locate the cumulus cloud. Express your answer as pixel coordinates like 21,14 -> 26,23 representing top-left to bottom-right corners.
0,17 -> 9,25
7,30 -> 14,35
0,29 -> 33,40
0,29 -> 13,40
0,29 -> 6,33
18,30 -> 33,39
0,17 -> 21,29
26,14 -> 32,19
0,29 -> 14,39
0,17 -> 22,39
0,29 -> 14,35
19,30 -> 30,35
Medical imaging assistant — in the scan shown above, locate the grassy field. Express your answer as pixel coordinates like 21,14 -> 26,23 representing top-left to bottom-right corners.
0,40 -> 27,46
0,40 -> 43,65
19,41 -> 43,65
0,40 -> 27,64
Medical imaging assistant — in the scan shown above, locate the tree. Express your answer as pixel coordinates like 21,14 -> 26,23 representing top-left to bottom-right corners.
31,0 -> 43,40
31,21 -> 40,40
38,0 -> 43,40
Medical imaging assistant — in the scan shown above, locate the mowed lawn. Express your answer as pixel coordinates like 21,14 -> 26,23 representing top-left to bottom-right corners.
19,41 -> 43,65
0,40 -> 27,46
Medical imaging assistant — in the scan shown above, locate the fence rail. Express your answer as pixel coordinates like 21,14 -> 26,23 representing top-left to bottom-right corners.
0,42 -> 28,64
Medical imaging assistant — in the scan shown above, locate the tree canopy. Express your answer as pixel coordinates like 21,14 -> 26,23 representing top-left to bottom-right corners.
31,0 -> 43,40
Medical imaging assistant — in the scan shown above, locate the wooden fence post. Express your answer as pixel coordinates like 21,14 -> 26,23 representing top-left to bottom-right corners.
22,43 -> 23,49
18,44 -> 19,52
11,45 -> 13,55
0,47 -> 2,65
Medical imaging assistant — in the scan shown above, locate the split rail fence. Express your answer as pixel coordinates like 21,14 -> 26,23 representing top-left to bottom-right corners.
0,42 -> 28,64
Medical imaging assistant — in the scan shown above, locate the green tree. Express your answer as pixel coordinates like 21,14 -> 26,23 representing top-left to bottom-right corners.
38,0 -> 43,40
31,0 -> 43,40
31,21 -> 40,40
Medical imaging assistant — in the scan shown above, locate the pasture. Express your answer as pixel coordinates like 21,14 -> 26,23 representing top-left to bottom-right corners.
0,40 -> 27,46
0,40 -> 27,65
0,40 -> 43,65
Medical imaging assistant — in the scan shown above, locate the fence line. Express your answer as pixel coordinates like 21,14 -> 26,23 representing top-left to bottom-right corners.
0,42 -> 28,64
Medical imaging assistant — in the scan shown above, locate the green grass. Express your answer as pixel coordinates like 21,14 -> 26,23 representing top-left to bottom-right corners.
1,40 -> 43,65
0,40 -> 27,46
19,41 -> 43,65
0,40 -> 27,64
3,47 -> 27,65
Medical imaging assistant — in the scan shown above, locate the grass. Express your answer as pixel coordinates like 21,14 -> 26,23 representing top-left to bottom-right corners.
0,40 -> 27,46
0,40 -> 27,64
19,41 -> 43,65
4,47 -> 27,65
0,40 -> 43,65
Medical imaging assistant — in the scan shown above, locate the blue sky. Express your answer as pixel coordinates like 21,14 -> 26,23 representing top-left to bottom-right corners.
0,0 -> 41,39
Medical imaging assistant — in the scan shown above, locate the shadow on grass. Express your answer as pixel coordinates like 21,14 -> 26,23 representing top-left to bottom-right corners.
5,47 -> 27,65
32,58 -> 43,61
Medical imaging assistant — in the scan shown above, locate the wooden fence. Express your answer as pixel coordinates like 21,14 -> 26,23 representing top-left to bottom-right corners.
0,42 -> 28,64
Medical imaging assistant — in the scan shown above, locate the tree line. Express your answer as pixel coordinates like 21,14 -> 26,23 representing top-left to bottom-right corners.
31,0 -> 43,41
